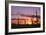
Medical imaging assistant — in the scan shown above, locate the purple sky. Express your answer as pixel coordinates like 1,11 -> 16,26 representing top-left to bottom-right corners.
11,6 -> 40,19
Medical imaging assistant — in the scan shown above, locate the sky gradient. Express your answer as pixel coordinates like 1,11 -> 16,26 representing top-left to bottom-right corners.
11,6 -> 40,19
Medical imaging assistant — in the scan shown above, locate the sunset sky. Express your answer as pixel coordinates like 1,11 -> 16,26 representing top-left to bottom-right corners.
11,6 -> 40,19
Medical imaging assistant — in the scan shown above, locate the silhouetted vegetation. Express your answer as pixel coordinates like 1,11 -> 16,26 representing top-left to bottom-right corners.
11,23 -> 40,29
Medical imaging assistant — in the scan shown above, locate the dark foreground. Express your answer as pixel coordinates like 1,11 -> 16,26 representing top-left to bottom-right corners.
11,24 -> 40,29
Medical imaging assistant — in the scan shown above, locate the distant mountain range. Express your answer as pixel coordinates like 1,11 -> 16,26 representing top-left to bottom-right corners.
11,14 -> 40,20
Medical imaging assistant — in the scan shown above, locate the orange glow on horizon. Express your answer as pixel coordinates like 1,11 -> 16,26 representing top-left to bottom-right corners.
12,16 -> 40,25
